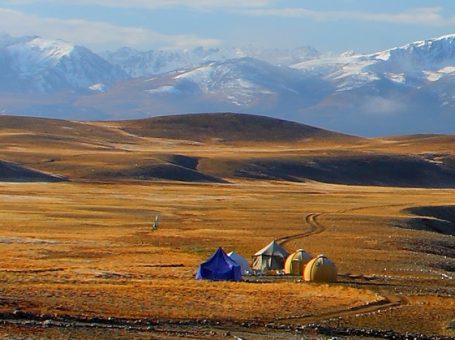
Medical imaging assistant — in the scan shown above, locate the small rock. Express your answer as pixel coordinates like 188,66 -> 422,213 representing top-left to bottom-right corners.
43,320 -> 53,327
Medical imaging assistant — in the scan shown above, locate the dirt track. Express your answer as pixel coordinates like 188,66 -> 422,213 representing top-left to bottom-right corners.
276,213 -> 325,246
276,211 -> 409,327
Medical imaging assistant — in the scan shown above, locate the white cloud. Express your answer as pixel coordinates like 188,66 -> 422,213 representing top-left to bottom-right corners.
243,7 -> 455,26
361,96 -> 407,116
1,0 -> 273,9
0,8 -> 220,50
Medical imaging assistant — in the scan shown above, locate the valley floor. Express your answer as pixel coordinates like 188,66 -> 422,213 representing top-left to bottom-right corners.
0,181 -> 453,338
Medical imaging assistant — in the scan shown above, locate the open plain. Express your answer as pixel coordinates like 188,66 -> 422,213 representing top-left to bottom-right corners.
0,113 -> 454,338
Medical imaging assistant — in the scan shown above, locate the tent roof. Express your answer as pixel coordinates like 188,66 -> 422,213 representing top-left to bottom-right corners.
196,247 -> 242,281
227,251 -> 252,270
205,247 -> 240,269
254,240 -> 289,257
306,254 -> 337,273
227,251 -> 247,261
289,249 -> 312,261
228,251 -> 250,264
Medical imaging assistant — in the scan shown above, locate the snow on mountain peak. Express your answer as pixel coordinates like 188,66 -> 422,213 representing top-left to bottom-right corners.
103,45 -> 321,78
5,36 -> 76,77
142,57 -> 328,108
0,34 -> 125,93
26,37 -> 75,59
371,33 -> 455,68
292,32 -> 455,92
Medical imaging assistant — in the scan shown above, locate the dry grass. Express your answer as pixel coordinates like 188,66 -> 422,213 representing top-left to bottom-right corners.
0,115 -> 454,336
0,181 -> 453,336
337,295 -> 455,336
0,281 -> 377,321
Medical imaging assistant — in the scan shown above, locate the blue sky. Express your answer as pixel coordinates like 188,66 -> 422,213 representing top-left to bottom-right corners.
1,1 -> 455,52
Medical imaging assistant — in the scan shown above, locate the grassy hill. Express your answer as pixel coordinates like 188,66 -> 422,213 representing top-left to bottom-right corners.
110,112 -> 359,143
1,112 -> 455,187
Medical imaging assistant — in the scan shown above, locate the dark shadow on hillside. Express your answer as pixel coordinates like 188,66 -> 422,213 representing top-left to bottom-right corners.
0,160 -> 67,182
159,154 -> 199,170
232,155 -> 455,188
91,163 -> 227,183
395,206 -> 455,236
394,207 -> 455,272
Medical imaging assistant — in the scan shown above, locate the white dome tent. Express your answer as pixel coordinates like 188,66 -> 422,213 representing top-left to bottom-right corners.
227,251 -> 252,275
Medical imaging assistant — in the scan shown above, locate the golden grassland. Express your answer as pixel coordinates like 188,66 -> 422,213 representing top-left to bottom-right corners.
0,181 -> 454,336
0,115 -> 454,337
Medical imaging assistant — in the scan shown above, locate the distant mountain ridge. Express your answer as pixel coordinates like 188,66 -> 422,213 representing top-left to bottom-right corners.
2,32 -> 455,135
0,34 -> 125,93
102,45 -> 320,77
293,33 -> 455,90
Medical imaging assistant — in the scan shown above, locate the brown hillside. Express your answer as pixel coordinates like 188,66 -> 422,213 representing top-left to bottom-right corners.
110,112 -> 359,143
2,113 -> 455,187
0,115 -> 137,145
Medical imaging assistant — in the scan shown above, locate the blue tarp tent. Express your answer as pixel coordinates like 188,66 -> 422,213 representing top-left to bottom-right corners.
196,247 -> 242,281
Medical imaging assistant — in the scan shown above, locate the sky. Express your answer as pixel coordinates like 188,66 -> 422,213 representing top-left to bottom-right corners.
1,1 -> 455,53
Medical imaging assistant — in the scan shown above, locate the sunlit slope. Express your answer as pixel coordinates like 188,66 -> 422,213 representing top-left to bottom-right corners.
1,113 -> 455,187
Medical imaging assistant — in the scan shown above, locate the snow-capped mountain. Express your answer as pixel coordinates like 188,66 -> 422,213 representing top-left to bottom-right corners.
144,57 -> 330,107
283,34 -> 455,135
70,57 -> 331,121
3,32 -> 455,135
293,34 -> 455,90
0,34 -> 125,93
103,46 -> 320,78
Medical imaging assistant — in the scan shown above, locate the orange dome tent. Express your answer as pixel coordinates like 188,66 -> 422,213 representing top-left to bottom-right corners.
284,249 -> 312,275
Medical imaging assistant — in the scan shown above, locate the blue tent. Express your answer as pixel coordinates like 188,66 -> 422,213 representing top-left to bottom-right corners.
196,247 -> 242,281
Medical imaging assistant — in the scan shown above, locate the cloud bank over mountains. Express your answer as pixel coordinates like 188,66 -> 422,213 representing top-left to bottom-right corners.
1,2 -> 455,51
0,8 -> 220,50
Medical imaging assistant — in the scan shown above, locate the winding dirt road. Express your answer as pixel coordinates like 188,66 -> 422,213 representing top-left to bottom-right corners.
276,213 -> 325,247
274,210 -> 408,325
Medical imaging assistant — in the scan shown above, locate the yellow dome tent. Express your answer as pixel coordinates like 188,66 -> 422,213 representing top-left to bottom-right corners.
284,249 -> 312,275
304,254 -> 337,283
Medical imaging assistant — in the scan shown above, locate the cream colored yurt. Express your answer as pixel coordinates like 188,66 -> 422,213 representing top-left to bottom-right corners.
228,251 -> 252,275
284,249 -> 312,275
252,240 -> 289,272
303,254 -> 337,283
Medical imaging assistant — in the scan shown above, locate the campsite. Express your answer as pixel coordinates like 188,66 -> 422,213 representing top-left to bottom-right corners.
0,113 -> 454,338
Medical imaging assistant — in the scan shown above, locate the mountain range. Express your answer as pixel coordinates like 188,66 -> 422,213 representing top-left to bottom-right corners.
1,32 -> 455,136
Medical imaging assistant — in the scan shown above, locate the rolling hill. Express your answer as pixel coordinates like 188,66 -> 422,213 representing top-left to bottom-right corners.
110,112 -> 356,143
1,112 -> 455,187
